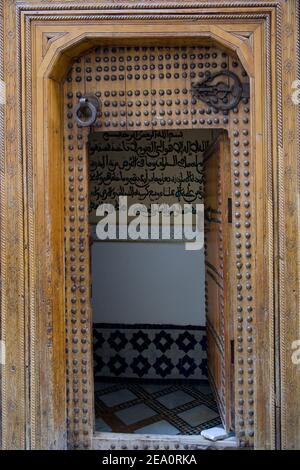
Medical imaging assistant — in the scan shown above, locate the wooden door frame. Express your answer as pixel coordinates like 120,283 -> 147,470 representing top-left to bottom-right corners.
203,132 -> 234,433
0,0 -> 299,450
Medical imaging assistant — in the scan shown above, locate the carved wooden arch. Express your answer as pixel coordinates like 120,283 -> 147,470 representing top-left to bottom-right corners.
1,0 -> 299,452
32,19 -> 266,451
40,26 -> 255,80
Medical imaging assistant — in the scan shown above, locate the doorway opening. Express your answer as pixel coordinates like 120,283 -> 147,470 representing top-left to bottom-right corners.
62,41 -> 252,448
88,128 -> 234,438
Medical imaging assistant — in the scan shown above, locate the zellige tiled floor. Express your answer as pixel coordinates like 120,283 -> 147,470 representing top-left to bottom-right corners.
95,381 -> 221,435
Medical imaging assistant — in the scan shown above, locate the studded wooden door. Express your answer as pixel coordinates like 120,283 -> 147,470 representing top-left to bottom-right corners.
204,132 -> 233,431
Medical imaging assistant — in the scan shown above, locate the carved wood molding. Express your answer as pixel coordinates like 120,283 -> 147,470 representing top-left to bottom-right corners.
1,0 -> 299,451
42,32 -> 68,57
16,1 -> 281,10
20,7 -> 274,450
0,0 -> 5,452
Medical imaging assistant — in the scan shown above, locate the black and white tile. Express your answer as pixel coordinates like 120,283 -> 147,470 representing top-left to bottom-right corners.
93,324 -> 207,380
94,381 -> 221,435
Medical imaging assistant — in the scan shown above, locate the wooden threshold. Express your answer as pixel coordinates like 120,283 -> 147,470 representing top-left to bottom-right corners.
92,432 -> 239,450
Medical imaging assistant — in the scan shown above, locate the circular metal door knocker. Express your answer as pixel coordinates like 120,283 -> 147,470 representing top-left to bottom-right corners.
74,93 -> 100,127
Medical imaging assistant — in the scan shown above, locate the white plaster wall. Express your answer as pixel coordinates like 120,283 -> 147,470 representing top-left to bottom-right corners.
91,242 -> 205,326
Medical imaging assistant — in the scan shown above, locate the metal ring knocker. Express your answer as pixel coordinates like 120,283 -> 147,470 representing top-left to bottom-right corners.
74,94 -> 100,127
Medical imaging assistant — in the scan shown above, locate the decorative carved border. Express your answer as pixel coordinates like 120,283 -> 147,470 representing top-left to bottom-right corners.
4,0 -> 299,450
16,1 -> 281,11
262,11 -> 277,448
24,14 -> 37,451
0,0 -> 5,451
22,9 -> 275,450
23,13 -> 270,20
297,7 -> 300,450
1,0 -> 26,450
278,0 -> 300,450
